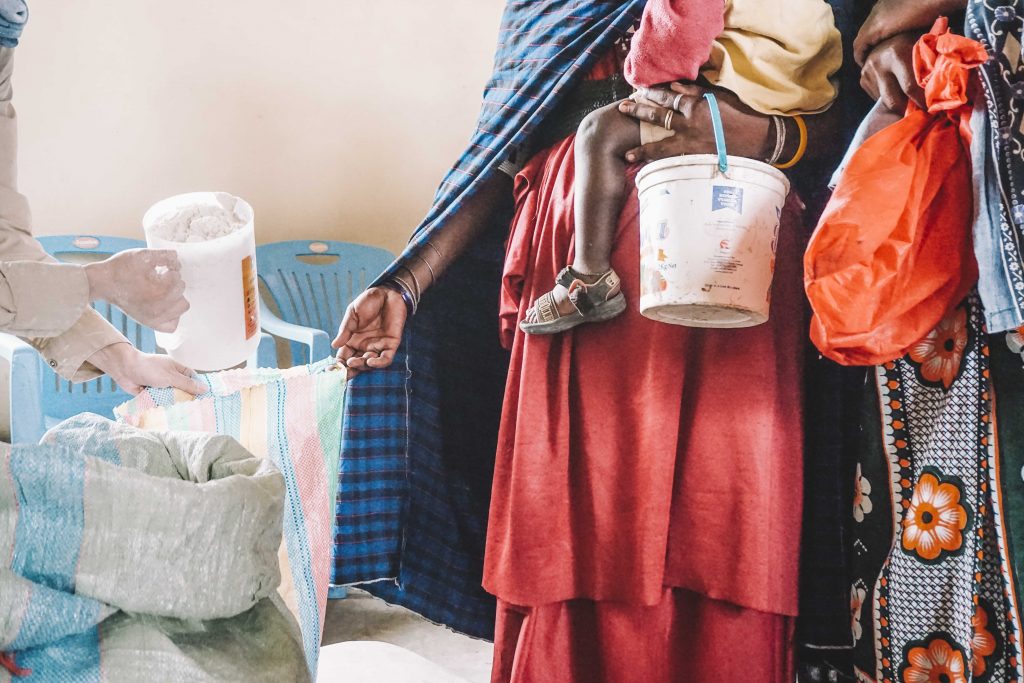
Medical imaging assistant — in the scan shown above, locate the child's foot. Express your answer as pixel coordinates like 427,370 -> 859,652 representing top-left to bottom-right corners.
520,266 -> 626,335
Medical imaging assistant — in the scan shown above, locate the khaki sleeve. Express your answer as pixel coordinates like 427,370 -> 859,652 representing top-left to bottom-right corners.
0,47 -> 128,382
29,309 -> 129,382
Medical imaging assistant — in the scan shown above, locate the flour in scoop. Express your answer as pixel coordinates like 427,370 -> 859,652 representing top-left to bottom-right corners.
148,204 -> 245,243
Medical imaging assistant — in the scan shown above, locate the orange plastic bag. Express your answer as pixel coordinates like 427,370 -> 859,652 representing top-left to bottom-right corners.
804,18 -> 986,366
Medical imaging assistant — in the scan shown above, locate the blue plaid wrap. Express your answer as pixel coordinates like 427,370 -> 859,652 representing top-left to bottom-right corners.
333,0 -> 644,639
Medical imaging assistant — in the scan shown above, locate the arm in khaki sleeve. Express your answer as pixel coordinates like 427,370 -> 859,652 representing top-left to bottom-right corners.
0,47 -> 128,382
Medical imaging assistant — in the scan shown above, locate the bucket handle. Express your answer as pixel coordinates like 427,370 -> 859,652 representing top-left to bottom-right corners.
703,92 -> 729,174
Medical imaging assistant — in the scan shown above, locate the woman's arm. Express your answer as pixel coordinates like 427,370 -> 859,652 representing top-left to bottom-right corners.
616,83 -> 842,166
853,0 -> 968,65
853,0 -> 970,112
333,171 -> 512,375
393,171 -> 513,298
860,32 -> 923,111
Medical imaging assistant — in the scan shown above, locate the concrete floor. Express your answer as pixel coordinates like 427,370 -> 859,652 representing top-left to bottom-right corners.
321,589 -> 494,682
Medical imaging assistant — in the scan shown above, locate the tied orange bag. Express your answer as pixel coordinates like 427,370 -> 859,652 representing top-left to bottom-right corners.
804,18 -> 986,366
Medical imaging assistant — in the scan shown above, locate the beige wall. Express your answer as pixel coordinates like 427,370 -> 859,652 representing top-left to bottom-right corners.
13,0 -> 506,255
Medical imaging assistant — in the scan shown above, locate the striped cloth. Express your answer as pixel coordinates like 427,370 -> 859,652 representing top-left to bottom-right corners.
116,359 -> 345,679
338,0 -> 644,639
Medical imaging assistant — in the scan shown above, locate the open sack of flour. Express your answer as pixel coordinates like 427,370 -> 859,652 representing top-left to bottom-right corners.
115,357 -> 346,680
0,415 -> 308,682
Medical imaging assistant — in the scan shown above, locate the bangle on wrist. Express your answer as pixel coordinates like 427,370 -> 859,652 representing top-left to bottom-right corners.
410,253 -> 437,285
385,277 -> 418,316
405,266 -> 423,301
773,115 -> 808,170
767,116 -> 786,165
424,242 -> 443,262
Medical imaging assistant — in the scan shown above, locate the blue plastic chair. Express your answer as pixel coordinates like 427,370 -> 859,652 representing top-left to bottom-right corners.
252,240 -> 395,368
0,235 -> 154,444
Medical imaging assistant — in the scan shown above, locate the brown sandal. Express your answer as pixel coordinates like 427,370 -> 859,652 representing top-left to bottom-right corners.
520,267 -> 626,335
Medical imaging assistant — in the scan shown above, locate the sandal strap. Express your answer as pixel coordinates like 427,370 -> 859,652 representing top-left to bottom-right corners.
555,267 -> 580,290
560,267 -> 621,316
532,291 -> 561,324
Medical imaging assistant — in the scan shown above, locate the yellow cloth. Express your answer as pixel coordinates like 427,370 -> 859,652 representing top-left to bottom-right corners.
704,0 -> 843,116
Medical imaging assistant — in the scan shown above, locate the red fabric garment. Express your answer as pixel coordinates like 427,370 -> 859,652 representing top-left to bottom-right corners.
486,135 -> 806,618
623,0 -> 725,88
492,590 -> 794,683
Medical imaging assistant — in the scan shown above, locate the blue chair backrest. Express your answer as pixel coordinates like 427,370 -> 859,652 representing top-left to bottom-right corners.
256,240 -> 394,350
36,235 -> 155,422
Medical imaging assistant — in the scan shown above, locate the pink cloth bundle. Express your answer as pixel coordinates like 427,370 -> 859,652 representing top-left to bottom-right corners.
623,0 -> 725,88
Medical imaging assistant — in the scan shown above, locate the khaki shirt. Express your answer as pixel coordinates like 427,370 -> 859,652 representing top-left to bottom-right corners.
0,47 -> 127,381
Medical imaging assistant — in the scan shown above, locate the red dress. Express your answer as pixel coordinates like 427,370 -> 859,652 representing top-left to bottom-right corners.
484,133 -> 806,681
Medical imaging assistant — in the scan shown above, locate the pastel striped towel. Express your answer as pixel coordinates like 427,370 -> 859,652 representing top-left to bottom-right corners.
115,358 -> 346,679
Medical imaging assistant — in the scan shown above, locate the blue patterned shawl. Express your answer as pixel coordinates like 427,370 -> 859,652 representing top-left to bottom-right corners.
334,0 -> 644,639
375,0 -> 644,282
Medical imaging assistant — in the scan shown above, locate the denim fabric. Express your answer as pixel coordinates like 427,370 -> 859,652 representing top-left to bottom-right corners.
971,100 -> 1023,332
968,2 -> 1024,332
0,1 -> 27,48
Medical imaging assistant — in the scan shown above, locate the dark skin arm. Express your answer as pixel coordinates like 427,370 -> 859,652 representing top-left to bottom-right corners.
336,84 -> 814,375
617,82 -> 842,166
854,0 -> 969,113
333,172 -> 512,377
853,0 -> 969,65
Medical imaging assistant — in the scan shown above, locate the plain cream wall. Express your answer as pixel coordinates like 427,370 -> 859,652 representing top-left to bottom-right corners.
12,0 -> 506,254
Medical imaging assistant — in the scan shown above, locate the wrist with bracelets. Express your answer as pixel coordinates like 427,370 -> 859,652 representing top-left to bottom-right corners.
382,242 -> 444,317
384,277 -> 418,316
766,114 -> 808,170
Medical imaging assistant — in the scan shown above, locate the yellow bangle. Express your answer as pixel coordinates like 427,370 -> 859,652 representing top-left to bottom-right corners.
773,115 -> 807,170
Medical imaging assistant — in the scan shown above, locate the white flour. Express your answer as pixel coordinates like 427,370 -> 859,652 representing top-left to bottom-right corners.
148,204 -> 245,243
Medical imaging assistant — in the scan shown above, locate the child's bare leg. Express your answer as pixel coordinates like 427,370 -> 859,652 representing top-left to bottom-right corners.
572,102 -> 642,275
521,103 -> 642,330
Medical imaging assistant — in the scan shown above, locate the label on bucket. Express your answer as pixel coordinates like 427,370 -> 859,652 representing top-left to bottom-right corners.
242,255 -> 258,340
711,186 -> 744,214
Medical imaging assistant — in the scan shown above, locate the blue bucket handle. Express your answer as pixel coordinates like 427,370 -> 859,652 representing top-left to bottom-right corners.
703,92 -> 729,174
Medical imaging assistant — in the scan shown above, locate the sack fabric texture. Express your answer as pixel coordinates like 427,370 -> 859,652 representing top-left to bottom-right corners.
0,414 -> 309,682
115,358 -> 346,679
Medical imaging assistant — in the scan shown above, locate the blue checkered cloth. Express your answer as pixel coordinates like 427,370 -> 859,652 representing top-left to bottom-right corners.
333,0 -> 644,639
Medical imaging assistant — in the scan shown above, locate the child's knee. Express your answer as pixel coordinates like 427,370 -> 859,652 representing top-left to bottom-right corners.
576,105 -> 635,156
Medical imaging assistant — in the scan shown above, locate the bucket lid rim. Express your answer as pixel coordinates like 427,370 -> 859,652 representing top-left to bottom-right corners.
635,154 -> 790,191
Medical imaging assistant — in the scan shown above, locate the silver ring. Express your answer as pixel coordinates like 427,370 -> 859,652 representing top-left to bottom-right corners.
663,109 -> 674,130
672,93 -> 684,111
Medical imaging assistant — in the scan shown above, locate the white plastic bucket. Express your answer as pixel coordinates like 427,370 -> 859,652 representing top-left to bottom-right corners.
635,92 -> 790,328
143,192 -> 259,370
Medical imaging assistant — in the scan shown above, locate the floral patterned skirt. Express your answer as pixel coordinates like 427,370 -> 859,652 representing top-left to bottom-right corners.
850,294 -> 1024,683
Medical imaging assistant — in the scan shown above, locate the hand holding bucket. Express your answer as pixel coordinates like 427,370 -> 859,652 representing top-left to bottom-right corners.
635,92 -> 790,328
